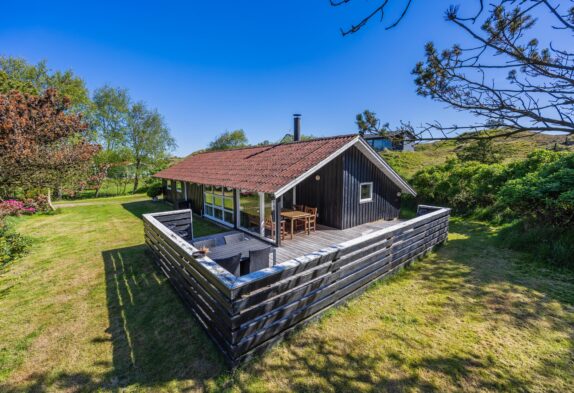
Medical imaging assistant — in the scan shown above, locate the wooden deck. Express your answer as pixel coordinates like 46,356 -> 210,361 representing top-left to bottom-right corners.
192,218 -> 403,264
276,219 -> 402,262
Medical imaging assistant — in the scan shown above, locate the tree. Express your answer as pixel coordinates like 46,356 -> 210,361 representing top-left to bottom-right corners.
333,1 -> 574,141
91,85 -> 130,151
0,89 -> 99,206
355,109 -> 389,136
126,102 -> 176,191
208,129 -> 248,150
0,57 -> 89,108
455,137 -> 505,164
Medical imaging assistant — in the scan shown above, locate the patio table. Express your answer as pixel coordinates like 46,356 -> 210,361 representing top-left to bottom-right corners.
280,210 -> 312,239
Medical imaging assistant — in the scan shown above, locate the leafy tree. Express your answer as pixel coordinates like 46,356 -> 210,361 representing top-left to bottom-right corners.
91,85 -> 130,150
126,102 -> 176,191
0,89 -> 99,206
208,129 -> 248,150
89,148 -> 132,197
279,133 -> 316,143
0,57 -> 89,108
333,1 -> 574,140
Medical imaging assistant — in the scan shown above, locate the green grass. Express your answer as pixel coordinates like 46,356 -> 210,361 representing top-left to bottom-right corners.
1,199 -> 573,392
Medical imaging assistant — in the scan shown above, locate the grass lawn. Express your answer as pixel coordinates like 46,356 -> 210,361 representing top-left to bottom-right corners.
1,196 -> 573,392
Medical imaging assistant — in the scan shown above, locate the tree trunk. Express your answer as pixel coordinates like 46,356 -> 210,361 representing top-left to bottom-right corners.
46,189 -> 55,211
133,160 -> 141,193
133,174 -> 139,193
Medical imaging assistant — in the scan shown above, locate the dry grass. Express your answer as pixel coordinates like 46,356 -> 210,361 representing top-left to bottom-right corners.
1,198 -> 573,392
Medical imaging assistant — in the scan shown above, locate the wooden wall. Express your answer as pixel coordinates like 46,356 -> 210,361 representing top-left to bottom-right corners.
185,182 -> 204,215
296,155 -> 344,228
144,205 -> 450,367
341,146 -> 401,229
295,146 -> 402,230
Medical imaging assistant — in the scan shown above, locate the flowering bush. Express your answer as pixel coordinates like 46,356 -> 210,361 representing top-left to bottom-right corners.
0,199 -> 37,221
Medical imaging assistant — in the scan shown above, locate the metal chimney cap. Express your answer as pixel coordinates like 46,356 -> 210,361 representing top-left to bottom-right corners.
293,113 -> 301,117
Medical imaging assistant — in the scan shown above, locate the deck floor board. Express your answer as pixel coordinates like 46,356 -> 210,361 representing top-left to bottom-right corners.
192,218 -> 402,264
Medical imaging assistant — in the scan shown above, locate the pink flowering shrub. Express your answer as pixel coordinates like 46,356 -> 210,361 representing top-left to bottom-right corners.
0,199 -> 37,221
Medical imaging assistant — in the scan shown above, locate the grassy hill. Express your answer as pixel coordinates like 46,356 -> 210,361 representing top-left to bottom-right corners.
382,132 -> 573,179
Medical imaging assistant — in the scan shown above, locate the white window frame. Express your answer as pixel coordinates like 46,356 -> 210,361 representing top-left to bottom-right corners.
359,182 -> 373,203
203,185 -> 234,227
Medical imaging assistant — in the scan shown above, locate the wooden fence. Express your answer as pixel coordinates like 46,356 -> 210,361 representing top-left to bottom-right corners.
143,205 -> 450,366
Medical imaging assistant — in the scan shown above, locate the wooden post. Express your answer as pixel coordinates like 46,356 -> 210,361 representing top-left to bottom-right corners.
171,180 -> 178,208
162,179 -> 167,200
275,196 -> 283,247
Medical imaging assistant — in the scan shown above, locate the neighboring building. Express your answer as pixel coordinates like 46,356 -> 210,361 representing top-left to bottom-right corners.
154,130 -> 416,246
364,131 -> 417,152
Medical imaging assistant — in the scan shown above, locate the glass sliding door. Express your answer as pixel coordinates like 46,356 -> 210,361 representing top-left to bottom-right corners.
238,190 -> 261,235
263,193 -> 276,241
238,191 -> 278,242
204,185 -> 234,226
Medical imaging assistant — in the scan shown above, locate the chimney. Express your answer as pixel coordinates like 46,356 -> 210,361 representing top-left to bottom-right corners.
293,114 -> 301,142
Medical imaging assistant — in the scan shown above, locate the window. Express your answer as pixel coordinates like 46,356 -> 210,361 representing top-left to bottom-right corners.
360,182 -> 373,203
238,191 -> 276,240
204,185 -> 234,226
176,182 -> 183,192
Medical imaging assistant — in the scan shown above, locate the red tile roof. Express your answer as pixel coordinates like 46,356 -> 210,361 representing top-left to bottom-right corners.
154,135 -> 358,194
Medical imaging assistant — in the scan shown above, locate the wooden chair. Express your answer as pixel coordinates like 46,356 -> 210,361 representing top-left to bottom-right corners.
305,206 -> 317,232
294,205 -> 308,232
265,217 -> 286,240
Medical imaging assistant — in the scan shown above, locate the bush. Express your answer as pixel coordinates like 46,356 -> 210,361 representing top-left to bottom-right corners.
146,183 -> 163,198
497,153 -> 574,226
411,159 -> 507,213
0,199 -> 36,221
0,221 -> 30,267
498,221 -> 574,269
411,149 -> 572,222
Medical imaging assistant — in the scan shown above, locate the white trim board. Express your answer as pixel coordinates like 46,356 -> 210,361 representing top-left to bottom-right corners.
274,136 -> 416,197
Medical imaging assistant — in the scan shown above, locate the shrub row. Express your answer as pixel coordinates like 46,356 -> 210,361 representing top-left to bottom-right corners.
411,150 -> 574,226
410,150 -> 574,267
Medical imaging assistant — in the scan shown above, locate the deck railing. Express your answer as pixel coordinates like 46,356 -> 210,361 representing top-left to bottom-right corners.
143,205 -> 450,366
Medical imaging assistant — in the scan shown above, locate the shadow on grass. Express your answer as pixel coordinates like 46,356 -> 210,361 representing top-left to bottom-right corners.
0,244 -> 226,393
99,245 -> 226,389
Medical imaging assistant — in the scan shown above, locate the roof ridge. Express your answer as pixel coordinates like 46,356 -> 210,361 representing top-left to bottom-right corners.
192,134 -> 359,155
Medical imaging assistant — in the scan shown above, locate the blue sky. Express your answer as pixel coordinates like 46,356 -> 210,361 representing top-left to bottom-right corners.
1,1 -> 488,155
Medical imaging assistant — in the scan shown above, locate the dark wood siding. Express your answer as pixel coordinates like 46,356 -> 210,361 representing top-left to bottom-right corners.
296,155 -> 344,229
341,146 -> 401,229
186,182 -> 204,215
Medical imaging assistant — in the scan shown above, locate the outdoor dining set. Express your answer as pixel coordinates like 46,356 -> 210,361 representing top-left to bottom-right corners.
278,205 -> 317,240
